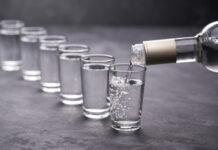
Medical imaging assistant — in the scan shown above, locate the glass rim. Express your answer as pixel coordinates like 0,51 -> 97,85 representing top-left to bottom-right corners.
0,19 -> 24,28
21,27 -> 47,35
60,53 -> 83,60
110,63 -> 146,73
39,35 -> 66,44
59,44 -> 89,53
81,54 -> 115,63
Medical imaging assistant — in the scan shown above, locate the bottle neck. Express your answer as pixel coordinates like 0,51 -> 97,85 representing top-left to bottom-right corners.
131,36 -> 200,65
175,36 -> 199,63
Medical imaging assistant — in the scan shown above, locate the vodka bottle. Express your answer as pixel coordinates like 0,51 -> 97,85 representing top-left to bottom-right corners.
131,21 -> 218,73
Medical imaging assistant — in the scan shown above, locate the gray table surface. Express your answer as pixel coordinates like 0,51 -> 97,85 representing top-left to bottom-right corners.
0,26 -> 218,150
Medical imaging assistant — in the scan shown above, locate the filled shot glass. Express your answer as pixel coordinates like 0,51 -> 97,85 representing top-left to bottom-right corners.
39,35 -> 66,93
81,54 -> 115,119
109,63 -> 146,131
0,20 -> 25,71
59,44 -> 90,105
20,27 -> 47,81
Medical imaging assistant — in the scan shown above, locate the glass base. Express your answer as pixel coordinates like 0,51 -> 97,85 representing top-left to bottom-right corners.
23,75 -> 41,81
22,70 -> 41,81
41,82 -> 60,93
61,93 -> 83,105
41,87 -> 60,93
83,107 -> 110,119
111,120 -> 141,132
2,61 -> 21,71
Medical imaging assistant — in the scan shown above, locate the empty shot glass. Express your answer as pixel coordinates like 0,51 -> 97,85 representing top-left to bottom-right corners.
20,27 -> 47,81
39,35 -> 66,93
59,44 -> 90,105
81,54 -> 115,119
0,20 -> 25,71
109,63 -> 146,131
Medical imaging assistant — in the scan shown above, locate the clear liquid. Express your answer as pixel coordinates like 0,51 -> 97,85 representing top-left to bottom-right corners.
20,40 -> 40,80
176,37 -> 197,63
40,49 -> 60,92
0,34 -> 21,71
109,76 -> 144,130
59,55 -> 82,105
125,61 -> 133,82
175,37 -> 218,72
202,40 -> 218,73
82,63 -> 110,119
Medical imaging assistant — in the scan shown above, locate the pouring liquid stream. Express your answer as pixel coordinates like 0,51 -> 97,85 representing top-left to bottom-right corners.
125,61 -> 133,83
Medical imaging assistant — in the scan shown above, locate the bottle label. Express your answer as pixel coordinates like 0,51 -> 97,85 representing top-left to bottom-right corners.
143,39 -> 176,65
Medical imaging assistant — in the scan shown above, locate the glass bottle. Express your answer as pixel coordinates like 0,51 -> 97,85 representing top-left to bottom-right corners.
131,21 -> 218,73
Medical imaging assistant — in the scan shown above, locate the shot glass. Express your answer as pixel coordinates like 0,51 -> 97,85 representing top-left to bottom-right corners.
20,27 -> 47,81
59,44 -> 90,105
109,63 -> 146,131
81,54 -> 115,119
39,35 -> 66,93
0,20 -> 25,71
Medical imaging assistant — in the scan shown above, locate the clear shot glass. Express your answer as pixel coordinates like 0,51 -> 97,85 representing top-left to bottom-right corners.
59,44 -> 90,105
20,27 -> 47,81
81,54 -> 115,119
109,63 -> 146,131
39,35 -> 66,93
0,20 -> 25,71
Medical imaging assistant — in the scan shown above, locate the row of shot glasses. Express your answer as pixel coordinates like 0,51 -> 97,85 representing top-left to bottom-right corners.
0,19 -> 146,131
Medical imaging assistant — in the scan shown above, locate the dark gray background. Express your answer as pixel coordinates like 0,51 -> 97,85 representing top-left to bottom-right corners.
0,0 -> 217,26
0,1 -> 218,150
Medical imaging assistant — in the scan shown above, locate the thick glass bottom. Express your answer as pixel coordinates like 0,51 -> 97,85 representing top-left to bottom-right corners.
23,75 -> 41,81
41,82 -> 60,93
83,107 -> 110,119
111,120 -> 141,132
2,61 -> 21,71
22,70 -> 41,81
61,93 -> 83,105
